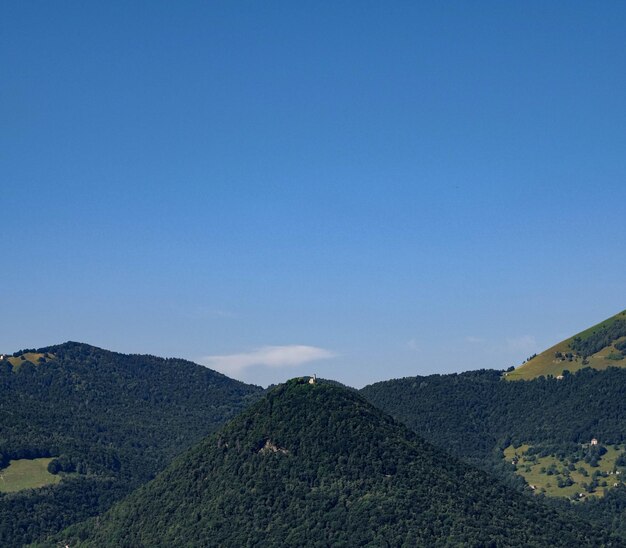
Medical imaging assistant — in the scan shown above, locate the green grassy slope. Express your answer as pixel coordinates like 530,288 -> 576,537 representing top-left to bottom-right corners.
0,458 -> 61,493
5,352 -> 54,370
505,310 -> 626,380
503,443 -> 626,499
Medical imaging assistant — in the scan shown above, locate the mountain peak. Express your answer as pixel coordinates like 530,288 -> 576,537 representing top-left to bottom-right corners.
62,379 -> 610,546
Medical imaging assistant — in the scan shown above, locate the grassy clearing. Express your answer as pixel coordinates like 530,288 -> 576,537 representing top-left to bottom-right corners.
6,352 -> 54,370
0,458 -> 61,493
505,310 -> 626,381
503,443 -> 625,499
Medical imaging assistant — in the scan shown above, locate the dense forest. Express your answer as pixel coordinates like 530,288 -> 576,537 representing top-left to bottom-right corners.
0,342 -> 262,546
54,380 -> 615,547
362,367 -> 626,462
361,367 -> 626,538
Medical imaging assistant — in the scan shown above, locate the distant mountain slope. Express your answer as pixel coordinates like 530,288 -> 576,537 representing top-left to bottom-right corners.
362,368 -> 626,464
58,379 -> 612,547
506,310 -> 626,380
361,367 -> 626,539
0,342 -> 262,547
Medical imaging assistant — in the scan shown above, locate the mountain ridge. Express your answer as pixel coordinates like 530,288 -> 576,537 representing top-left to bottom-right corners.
0,341 -> 263,547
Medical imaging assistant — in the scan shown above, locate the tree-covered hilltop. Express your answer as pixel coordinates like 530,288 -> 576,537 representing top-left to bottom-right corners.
361,367 -> 626,464
0,342 -> 262,547
360,367 -> 626,538
57,380 -> 613,547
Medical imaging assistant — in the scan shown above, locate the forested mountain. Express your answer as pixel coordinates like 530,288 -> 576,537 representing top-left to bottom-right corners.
55,379 -> 614,547
362,368 -> 626,463
506,309 -> 626,380
361,366 -> 626,538
0,342 -> 262,547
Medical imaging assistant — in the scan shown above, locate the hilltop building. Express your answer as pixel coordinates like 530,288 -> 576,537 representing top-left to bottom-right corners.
591,438 -> 598,446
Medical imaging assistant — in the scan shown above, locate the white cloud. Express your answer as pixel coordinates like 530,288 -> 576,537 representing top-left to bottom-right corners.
464,336 -> 485,344
198,345 -> 336,375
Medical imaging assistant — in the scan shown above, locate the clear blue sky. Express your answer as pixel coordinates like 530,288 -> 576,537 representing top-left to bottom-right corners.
2,2 -> 626,387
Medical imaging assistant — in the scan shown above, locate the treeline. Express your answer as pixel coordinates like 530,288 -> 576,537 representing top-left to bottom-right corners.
0,342 -> 262,546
